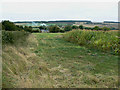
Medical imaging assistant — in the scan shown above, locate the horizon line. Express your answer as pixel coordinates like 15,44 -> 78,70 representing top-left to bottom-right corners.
1,19 -> 119,23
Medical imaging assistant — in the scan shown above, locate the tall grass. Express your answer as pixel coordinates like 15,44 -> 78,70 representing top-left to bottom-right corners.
63,30 -> 120,54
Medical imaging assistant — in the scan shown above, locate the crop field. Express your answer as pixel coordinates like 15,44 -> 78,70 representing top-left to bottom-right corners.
15,23 -> 68,27
63,30 -> 119,54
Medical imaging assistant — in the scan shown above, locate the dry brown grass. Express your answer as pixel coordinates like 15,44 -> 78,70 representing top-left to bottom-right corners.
2,34 -> 54,88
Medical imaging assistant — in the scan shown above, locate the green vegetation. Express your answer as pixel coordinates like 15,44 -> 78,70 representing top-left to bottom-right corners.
63,30 -> 119,54
88,26 -> 110,31
2,20 -> 34,33
2,20 -> 119,88
84,27 -> 93,30
47,23 -> 68,26
49,25 -> 64,33
102,27 -> 110,31
64,25 -> 72,31
2,21 -> 19,31
49,25 -> 61,33
31,28 -> 41,33
81,26 -> 111,31
39,26 -> 47,30
2,34 -> 40,88
34,33 -> 118,88
2,33 -> 118,88
2,31 -> 30,45
72,25 -> 79,29
93,26 -> 101,31
79,25 -> 84,30
23,26 -> 32,32
2,20 -> 41,33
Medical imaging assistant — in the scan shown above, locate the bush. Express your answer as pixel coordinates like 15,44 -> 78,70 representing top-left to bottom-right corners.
64,25 -> 72,31
102,27 -> 110,31
2,31 -> 30,44
16,25 -> 24,31
24,26 -> 33,33
72,25 -> 79,29
63,30 -> 119,54
32,29 -> 40,33
93,26 -> 101,31
59,29 -> 65,33
39,26 -> 47,30
84,27 -> 93,30
49,25 -> 60,33
2,20 -> 18,31
79,25 -> 84,30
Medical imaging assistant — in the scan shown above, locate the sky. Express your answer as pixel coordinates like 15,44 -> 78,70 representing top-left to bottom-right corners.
0,0 -> 119,22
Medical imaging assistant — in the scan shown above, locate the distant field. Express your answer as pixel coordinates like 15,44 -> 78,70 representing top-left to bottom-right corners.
47,23 -> 68,26
83,24 -> 118,29
15,23 -> 68,26
72,29 -> 119,32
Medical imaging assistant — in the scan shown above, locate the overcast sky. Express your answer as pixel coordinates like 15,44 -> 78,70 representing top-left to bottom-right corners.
0,0 -> 119,22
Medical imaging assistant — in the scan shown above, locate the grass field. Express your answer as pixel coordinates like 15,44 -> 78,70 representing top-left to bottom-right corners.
34,33 -> 118,88
2,33 -> 118,88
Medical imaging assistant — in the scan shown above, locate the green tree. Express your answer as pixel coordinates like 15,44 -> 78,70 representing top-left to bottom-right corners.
79,25 -> 84,30
102,27 -> 110,31
64,25 -> 72,31
2,25 -> 5,30
2,20 -> 18,31
39,26 -> 47,30
16,25 -> 23,31
72,25 -> 79,29
93,26 -> 100,31
59,29 -> 65,33
49,25 -> 60,33
24,26 -> 32,33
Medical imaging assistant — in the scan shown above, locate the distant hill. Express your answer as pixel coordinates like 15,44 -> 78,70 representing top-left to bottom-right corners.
14,20 -> 92,23
104,21 -> 120,23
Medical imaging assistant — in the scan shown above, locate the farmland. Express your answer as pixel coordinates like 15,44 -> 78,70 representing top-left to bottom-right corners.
63,30 -> 119,54
1,1 -> 119,88
2,20 -> 119,88
33,33 -> 118,88
14,20 -> 119,30
2,31 -> 118,88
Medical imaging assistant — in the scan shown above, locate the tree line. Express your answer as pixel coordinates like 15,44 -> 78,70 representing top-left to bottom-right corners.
2,20 -> 111,33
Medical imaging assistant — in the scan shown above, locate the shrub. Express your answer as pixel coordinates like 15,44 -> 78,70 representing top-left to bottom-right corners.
2,31 -> 30,44
64,25 -> 72,31
16,25 -> 24,31
39,26 -> 47,30
84,27 -> 93,30
63,30 -> 119,54
102,27 -> 110,31
2,20 -> 18,31
24,26 -> 33,33
79,25 -> 84,30
32,29 -> 40,33
49,25 -> 60,33
72,25 -> 79,29
59,29 -> 65,33
93,26 -> 101,31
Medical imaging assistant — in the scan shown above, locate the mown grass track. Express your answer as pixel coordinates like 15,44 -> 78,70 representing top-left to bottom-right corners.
34,33 -> 118,88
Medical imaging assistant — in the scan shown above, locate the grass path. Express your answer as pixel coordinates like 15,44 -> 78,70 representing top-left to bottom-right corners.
34,33 -> 118,88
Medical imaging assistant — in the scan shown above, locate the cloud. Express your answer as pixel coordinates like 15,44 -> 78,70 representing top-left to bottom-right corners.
1,2 -> 118,22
